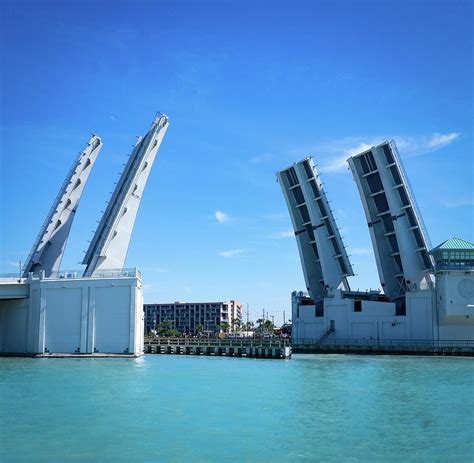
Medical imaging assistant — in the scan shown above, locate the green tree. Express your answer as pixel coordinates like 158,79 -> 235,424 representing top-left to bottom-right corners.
219,322 -> 230,334
264,319 -> 274,332
155,320 -> 182,337
196,324 -> 205,335
168,329 -> 182,337
233,319 -> 242,332
281,323 -> 292,336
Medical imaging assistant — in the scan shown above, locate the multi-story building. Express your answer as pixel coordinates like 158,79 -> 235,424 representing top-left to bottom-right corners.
144,300 -> 242,335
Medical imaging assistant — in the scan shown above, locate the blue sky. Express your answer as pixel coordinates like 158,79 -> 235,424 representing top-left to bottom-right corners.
1,0 -> 472,324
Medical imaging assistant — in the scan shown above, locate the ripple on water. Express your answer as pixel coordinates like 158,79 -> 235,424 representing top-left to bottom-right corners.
0,354 -> 473,462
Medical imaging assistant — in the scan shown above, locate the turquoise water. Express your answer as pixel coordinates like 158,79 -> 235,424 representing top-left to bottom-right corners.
1,355 -> 473,462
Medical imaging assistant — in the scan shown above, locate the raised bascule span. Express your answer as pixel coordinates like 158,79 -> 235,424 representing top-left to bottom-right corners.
277,157 -> 353,301
1,112 -> 169,356
82,113 -> 169,277
22,136 -> 103,278
285,141 -> 473,348
3,117 -> 472,356
347,140 -> 434,304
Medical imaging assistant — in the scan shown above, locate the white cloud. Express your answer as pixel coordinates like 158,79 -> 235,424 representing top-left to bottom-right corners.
292,139 -> 384,174
319,155 -> 348,173
267,230 -> 294,239
294,132 -> 461,174
441,197 -> 474,208
396,132 -> 461,157
319,142 -> 374,173
427,132 -> 460,150
218,248 -> 253,258
215,210 -> 231,223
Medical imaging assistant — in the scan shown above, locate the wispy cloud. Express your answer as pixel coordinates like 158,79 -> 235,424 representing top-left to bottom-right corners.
267,230 -> 294,239
294,132 -> 461,174
215,210 -> 231,223
218,248 -> 253,258
397,132 -> 461,157
427,132 -> 460,150
441,197 -> 474,208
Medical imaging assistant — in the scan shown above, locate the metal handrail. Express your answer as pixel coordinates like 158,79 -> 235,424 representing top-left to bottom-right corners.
0,273 -> 26,282
292,338 -> 474,348
8,268 -> 140,280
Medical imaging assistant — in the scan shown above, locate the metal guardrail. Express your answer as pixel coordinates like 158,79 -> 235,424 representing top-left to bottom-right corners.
293,338 -> 474,349
0,268 -> 141,281
0,273 -> 24,282
48,268 -> 141,279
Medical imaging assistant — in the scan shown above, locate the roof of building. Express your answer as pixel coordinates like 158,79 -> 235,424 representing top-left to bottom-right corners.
430,237 -> 474,252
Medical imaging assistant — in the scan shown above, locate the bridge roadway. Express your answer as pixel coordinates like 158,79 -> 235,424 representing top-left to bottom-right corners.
145,337 -> 292,359
0,278 -> 29,300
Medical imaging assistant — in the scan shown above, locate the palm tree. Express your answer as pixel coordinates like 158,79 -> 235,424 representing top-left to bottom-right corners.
219,321 -> 230,334
264,319 -> 274,332
233,319 -> 242,332
196,324 -> 205,336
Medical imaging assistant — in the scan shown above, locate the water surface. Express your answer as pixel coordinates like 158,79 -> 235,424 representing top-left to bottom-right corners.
1,354 -> 473,462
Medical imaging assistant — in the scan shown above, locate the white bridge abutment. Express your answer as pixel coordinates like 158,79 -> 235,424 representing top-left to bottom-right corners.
0,273 -> 144,356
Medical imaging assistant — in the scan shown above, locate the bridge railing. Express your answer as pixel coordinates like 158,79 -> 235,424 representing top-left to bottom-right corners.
0,273 -> 25,282
0,268 -> 142,283
145,337 -> 291,348
292,338 -> 474,349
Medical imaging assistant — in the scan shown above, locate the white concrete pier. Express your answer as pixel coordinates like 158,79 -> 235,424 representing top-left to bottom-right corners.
0,269 -> 144,356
